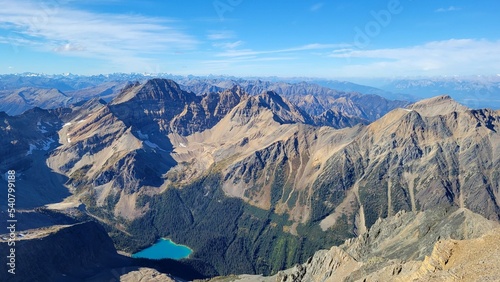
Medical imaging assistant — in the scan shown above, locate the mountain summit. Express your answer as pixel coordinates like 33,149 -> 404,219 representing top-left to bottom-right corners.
111,78 -> 195,105
409,95 -> 468,116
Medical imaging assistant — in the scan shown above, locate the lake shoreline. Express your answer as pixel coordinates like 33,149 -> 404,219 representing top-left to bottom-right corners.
131,238 -> 193,260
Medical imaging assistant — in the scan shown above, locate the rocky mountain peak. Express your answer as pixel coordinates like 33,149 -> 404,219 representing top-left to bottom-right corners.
247,91 -> 312,124
315,109 -> 369,128
111,78 -> 196,105
213,85 -> 248,104
409,94 -> 468,116
257,91 -> 291,110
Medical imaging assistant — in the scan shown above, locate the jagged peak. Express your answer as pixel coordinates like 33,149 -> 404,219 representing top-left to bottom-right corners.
111,78 -> 195,105
409,95 -> 468,117
255,90 -> 292,110
220,84 -> 247,98
251,91 -> 312,124
72,97 -> 107,107
226,91 -> 311,125
144,78 -> 183,91
320,108 -> 348,117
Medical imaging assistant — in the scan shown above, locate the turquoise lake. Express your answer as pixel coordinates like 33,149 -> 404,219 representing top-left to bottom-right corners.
131,238 -> 193,260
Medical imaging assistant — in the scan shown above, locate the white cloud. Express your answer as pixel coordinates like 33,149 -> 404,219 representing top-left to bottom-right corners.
213,40 -> 244,50
0,0 -> 198,67
217,43 -> 350,58
54,43 -> 86,52
207,30 -> 235,40
328,39 -> 500,77
435,6 -> 461,12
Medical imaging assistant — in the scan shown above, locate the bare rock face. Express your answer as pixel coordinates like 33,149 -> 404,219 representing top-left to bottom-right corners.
405,228 -> 500,282
342,207 -> 499,263
170,85 -> 248,135
118,268 -> 178,282
313,109 -> 369,129
110,79 -> 198,132
110,79 -> 247,136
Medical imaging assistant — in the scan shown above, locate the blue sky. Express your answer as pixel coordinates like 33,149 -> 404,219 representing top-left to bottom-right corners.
1,0 -> 499,78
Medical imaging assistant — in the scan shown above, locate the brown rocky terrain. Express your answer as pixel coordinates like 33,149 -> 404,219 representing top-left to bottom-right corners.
44,80 -> 250,219
0,87 -> 73,116
168,92 -> 500,230
2,78 -> 499,278
210,207 -> 499,282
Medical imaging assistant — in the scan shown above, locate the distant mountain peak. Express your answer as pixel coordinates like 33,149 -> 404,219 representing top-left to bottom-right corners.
257,90 -> 291,109
245,91 -> 311,124
415,94 -> 453,103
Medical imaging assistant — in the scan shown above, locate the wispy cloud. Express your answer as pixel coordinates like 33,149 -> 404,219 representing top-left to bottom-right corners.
54,43 -> 86,52
310,3 -> 324,12
213,40 -> 244,50
0,0 -> 198,67
207,30 -> 235,40
435,6 -> 461,13
329,39 -> 500,76
217,43 -> 350,58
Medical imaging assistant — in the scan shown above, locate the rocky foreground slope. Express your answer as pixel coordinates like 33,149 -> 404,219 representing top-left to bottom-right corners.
213,207 -> 499,282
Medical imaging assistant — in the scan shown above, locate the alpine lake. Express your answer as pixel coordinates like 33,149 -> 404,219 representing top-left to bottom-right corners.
131,238 -> 192,260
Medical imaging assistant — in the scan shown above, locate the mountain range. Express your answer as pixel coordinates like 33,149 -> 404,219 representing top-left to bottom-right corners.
1,73 -> 499,116
380,76 -> 500,108
1,77 -> 499,281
